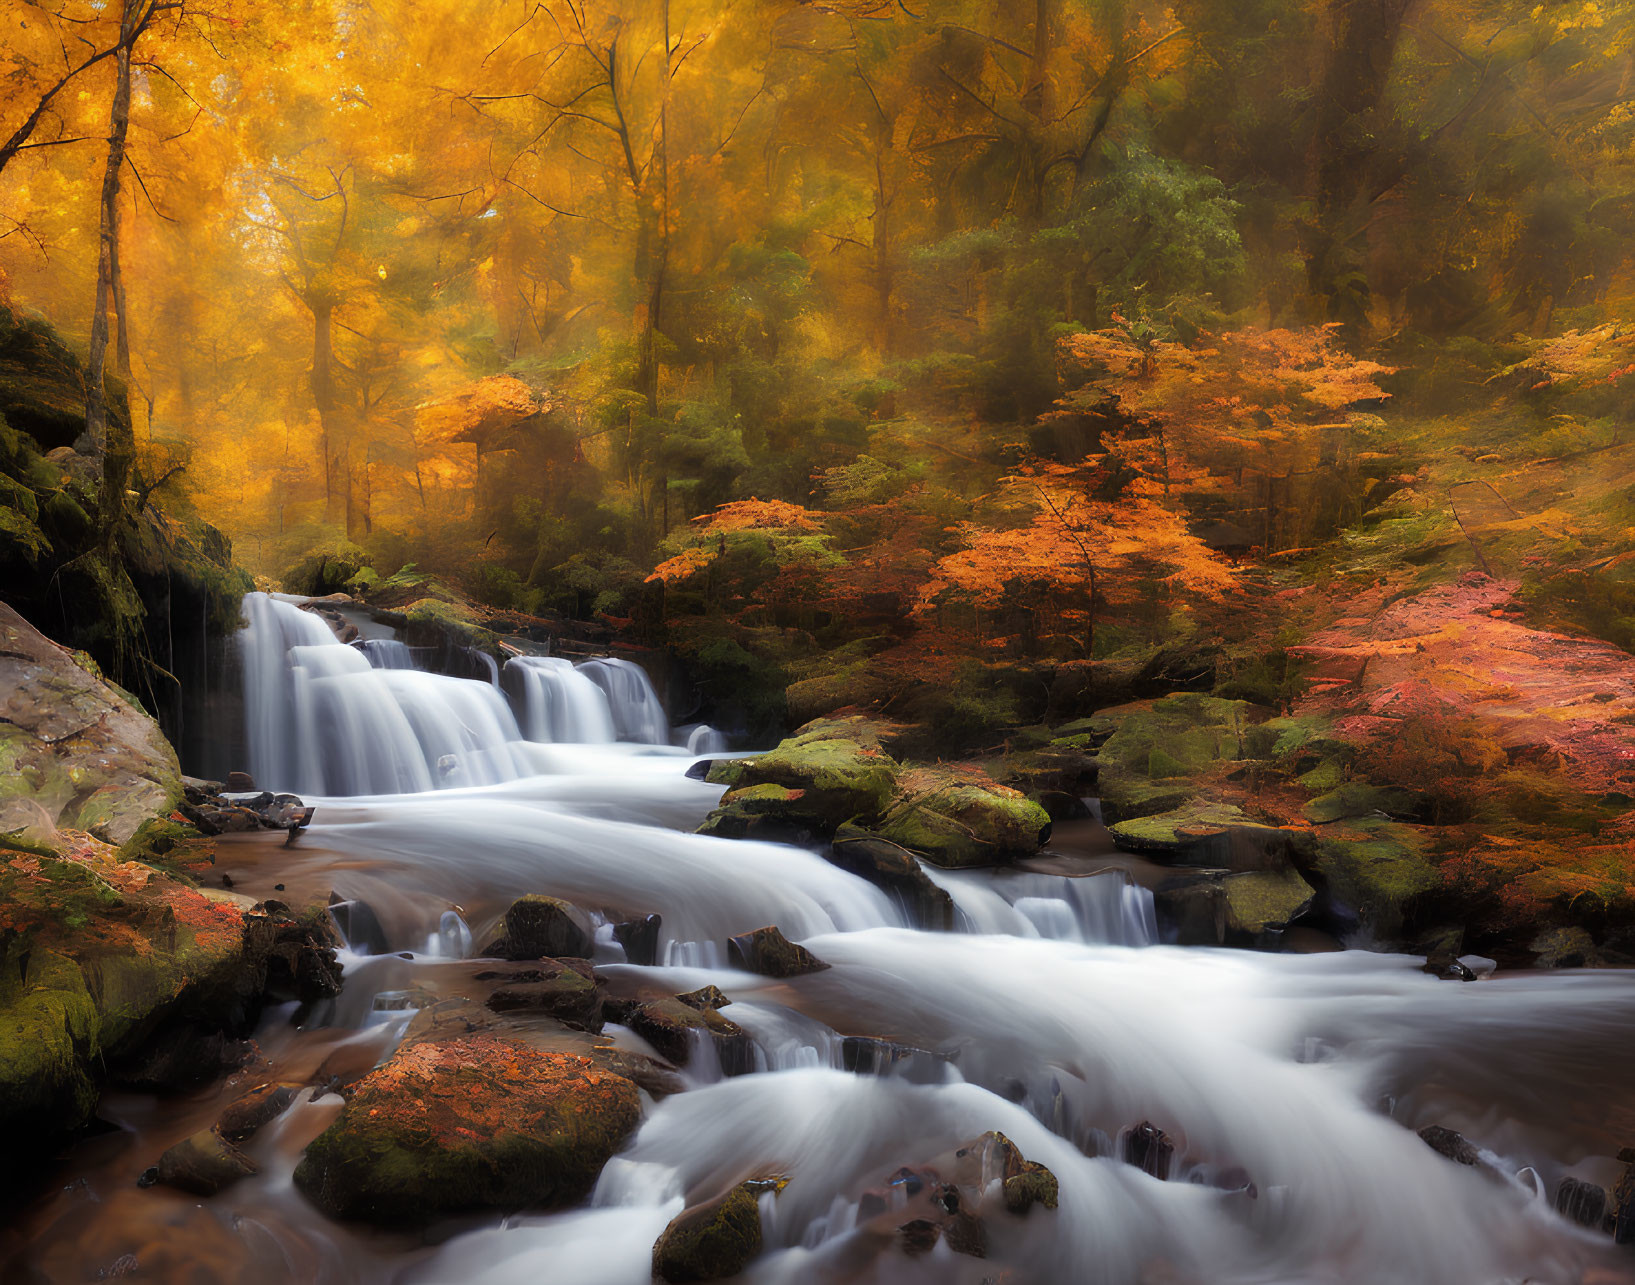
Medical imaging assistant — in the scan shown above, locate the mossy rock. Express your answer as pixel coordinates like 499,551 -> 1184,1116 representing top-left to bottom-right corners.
697,783 -> 825,841
1222,867 -> 1316,937
1299,818 -> 1437,937
0,502 -> 51,567
652,1181 -> 765,1282
0,948 -> 101,1149
701,722 -> 900,836
0,603 -> 180,844
1092,764 -> 1196,825
1302,782 -> 1425,824
1108,800 -> 1296,871
1297,758 -> 1347,795
293,1036 -> 641,1227
876,766 -> 1051,869
784,665 -> 891,725
1094,695 -> 1266,778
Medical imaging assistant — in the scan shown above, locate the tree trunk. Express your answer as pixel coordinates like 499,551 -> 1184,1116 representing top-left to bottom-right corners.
81,5 -> 135,470
309,295 -> 346,527
1305,0 -> 1417,329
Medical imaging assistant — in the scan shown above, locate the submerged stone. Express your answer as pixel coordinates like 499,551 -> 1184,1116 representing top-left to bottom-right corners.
156,1128 -> 257,1196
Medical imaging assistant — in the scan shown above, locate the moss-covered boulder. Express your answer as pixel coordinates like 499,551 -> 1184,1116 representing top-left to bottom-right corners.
652,1180 -> 767,1283
0,831 -> 322,1166
0,602 -> 181,845
700,718 -> 901,836
1301,782 -> 1426,824
1108,801 -> 1297,871
1298,818 -> 1437,937
293,1036 -> 641,1227
1089,695 -> 1270,823
876,766 -> 1051,869
482,958 -> 604,1029
1222,867 -> 1316,938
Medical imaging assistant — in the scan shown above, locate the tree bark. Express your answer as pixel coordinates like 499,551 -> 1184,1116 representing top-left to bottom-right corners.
81,3 -> 136,467
1305,0 -> 1417,328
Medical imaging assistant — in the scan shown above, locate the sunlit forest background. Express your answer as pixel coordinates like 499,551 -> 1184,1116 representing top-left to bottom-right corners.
6,0 -> 1635,775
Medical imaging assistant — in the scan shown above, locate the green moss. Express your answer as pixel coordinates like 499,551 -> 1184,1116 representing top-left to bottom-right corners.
1302,783 -> 1423,824
1222,868 -> 1315,936
1305,818 -> 1437,934
0,503 -> 50,565
1297,759 -> 1346,794
877,769 -> 1051,868
652,1182 -> 765,1283
0,949 -> 101,1141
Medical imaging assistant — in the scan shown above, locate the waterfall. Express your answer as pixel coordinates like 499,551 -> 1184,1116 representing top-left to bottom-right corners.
575,657 -> 669,745
505,656 -> 618,743
360,638 -> 415,669
239,591 -> 528,795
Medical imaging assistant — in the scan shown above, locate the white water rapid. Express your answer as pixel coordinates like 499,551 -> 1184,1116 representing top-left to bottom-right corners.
67,591 -> 1635,1283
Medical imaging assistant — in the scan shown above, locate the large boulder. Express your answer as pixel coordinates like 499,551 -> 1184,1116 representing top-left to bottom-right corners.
0,602 -> 181,845
727,926 -> 830,978
876,766 -> 1051,869
1086,695 -> 1269,824
610,995 -> 754,1075
293,1035 -> 641,1226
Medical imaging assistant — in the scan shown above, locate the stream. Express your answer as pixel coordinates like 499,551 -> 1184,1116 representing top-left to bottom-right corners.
5,591 -> 1635,1284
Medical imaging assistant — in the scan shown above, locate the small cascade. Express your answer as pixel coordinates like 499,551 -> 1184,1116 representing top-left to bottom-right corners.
683,723 -> 730,755
576,658 -> 669,744
926,866 -> 1157,947
360,638 -> 415,669
465,646 -> 501,686
505,656 -> 618,743
240,591 -> 528,795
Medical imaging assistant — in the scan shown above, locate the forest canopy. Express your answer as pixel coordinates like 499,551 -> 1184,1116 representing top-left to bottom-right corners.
3,0 -> 1635,740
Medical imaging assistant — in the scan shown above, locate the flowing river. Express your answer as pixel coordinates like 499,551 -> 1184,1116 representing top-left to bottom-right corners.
6,591 -> 1635,1284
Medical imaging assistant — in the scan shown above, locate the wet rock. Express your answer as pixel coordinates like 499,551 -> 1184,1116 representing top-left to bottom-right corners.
588,1047 -> 685,1099
827,825 -> 955,930
483,958 -> 604,1029
293,1035 -> 641,1226
485,894 -> 594,961
612,996 -> 755,1075
0,601 -> 182,845
1418,1124 -> 1479,1166
226,771 -> 256,792
675,985 -> 731,1012
110,1026 -> 254,1093
217,1082 -> 298,1143
897,1218 -> 940,1256
1297,818 -> 1436,941
1124,1121 -> 1174,1179
156,1128 -> 257,1195
1555,1176 -> 1607,1229
651,1181 -> 765,1282
260,903 -> 344,1006
1614,1147 -> 1635,1244
997,745 -> 1099,798
876,765 -> 1051,869
841,1036 -> 951,1084
726,926 -> 829,978
613,913 -> 662,966
327,892 -> 390,955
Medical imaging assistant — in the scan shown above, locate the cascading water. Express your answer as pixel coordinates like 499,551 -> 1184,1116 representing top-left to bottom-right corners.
19,591 -> 1635,1284
504,655 -> 619,743
576,657 -> 670,745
